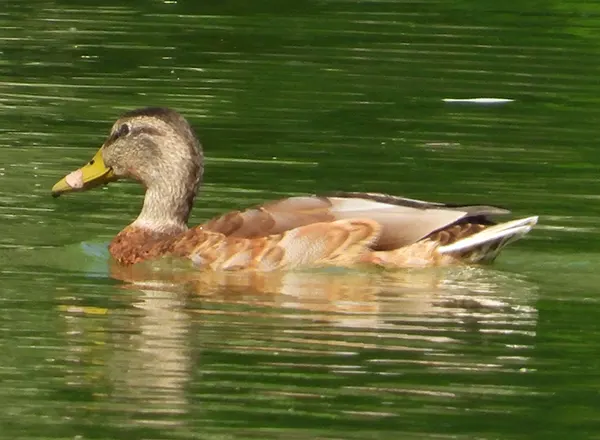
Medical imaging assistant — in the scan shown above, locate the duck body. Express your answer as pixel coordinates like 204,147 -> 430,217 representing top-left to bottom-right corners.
52,107 -> 537,271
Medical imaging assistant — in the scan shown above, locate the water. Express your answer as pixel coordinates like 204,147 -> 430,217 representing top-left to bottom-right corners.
2,1 -> 600,438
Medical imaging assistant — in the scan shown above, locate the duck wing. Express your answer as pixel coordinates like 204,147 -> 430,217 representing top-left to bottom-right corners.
199,191 -> 510,251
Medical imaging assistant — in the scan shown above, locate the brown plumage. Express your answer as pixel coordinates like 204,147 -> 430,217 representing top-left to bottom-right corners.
51,107 -> 538,272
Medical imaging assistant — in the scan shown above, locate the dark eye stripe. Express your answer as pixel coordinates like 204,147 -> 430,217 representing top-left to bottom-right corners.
105,124 -> 162,146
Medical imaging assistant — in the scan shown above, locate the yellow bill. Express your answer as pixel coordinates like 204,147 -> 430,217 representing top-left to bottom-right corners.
51,148 -> 117,198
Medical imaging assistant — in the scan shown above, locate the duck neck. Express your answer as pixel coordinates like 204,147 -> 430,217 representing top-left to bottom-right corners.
131,179 -> 198,234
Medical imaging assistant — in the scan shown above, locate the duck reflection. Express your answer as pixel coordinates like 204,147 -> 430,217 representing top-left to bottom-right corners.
109,259 -> 537,331
60,287 -> 192,429
58,262 -> 537,430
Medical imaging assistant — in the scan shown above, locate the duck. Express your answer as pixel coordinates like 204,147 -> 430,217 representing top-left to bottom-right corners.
51,107 -> 538,271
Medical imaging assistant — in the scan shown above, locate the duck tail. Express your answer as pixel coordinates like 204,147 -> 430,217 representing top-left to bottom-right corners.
437,216 -> 538,263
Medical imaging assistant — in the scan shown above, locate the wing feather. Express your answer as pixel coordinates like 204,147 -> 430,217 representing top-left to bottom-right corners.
198,192 -> 508,251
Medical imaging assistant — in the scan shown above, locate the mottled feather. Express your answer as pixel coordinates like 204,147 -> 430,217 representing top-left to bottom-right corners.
106,192 -> 535,270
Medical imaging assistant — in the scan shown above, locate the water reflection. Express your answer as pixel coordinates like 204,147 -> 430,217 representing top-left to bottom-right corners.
60,288 -> 192,430
110,262 -> 537,332
117,290 -> 191,425
57,264 -> 537,431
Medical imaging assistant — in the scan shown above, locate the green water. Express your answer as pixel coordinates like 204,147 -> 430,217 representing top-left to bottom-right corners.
2,1 -> 600,438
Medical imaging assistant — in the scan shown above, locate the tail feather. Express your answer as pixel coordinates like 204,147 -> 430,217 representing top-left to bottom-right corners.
437,216 -> 538,263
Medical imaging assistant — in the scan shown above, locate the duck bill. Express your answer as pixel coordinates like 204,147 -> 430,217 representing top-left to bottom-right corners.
51,148 -> 117,197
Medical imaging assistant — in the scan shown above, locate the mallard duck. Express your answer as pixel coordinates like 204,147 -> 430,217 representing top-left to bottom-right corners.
51,107 -> 537,271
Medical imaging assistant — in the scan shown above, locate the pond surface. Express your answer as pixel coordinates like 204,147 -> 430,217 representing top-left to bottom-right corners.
2,1 -> 600,439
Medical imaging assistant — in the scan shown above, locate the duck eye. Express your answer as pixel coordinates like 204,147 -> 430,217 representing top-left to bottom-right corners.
116,123 -> 130,138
